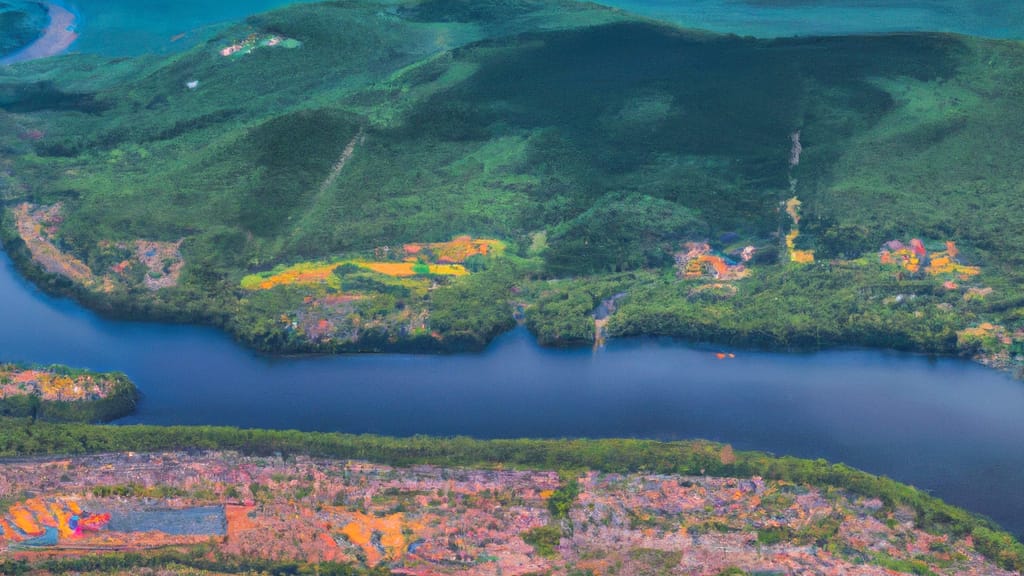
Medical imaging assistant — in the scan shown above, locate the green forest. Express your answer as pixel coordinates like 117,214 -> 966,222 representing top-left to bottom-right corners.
2,0 -> 1024,368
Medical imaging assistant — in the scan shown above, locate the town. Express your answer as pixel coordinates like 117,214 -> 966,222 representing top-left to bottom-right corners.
0,451 -> 1012,575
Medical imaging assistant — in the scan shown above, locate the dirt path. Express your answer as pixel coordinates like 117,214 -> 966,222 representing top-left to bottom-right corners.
317,128 -> 366,195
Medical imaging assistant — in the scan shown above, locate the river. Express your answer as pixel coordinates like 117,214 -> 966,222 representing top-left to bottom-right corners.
2,248 -> 1024,537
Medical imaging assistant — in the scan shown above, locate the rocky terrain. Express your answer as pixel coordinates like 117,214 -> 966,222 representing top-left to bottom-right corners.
0,451 -> 1015,575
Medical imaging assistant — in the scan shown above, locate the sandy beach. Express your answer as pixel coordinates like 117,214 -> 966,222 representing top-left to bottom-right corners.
0,3 -> 78,65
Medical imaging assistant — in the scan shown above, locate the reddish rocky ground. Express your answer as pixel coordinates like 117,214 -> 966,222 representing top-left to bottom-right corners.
12,203 -> 184,293
0,365 -> 120,402
0,452 -> 1015,575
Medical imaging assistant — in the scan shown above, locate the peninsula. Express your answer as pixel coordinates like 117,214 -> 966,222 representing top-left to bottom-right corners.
0,363 -> 138,422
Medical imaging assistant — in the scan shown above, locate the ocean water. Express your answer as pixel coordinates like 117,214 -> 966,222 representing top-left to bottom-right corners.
11,0 -> 1021,60
0,1 -> 49,56
605,0 -> 1024,39
60,0 -> 319,55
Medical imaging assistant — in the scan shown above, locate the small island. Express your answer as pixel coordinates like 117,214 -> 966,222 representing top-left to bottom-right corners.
0,363 -> 138,423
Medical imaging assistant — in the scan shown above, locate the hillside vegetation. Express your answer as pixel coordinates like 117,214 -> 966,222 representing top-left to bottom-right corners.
2,0 -> 1024,368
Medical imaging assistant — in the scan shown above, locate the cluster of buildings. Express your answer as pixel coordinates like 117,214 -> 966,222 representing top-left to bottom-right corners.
675,242 -> 752,281
0,451 -> 1013,575
879,239 -> 980,282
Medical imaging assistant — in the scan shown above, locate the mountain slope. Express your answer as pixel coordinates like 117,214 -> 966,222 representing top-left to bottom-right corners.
2,0 -> 1024,365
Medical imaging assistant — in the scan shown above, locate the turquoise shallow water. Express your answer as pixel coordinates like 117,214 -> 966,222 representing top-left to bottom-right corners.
13,0 -> 1022,59
61,0 -> 319,56
0,1 -> 50,56
606,0 -> 1023,39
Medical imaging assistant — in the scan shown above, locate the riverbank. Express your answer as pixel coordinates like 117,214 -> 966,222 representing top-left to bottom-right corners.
0,3 -> 77,66
2,209 -> 1017,378
6,210 -> 1024,539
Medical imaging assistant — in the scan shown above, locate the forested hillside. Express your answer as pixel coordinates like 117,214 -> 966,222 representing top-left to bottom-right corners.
2,0 -> 1024,368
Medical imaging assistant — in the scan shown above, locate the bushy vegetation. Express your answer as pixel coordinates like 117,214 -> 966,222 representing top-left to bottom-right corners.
605,262 -> 964,351
0,546 -> 388,575
521,523 -> 562,558
545,194 -> 704,274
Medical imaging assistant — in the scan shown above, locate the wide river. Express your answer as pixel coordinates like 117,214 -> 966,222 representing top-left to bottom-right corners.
2,249 -> 1024,537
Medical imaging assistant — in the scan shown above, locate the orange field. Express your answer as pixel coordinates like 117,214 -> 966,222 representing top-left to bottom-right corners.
783,197 -> 814,264
241,236 -> 501,290
339,511 -> 423,566
242,255 -> 473,291
356,262 -> 419,276
358,261 -> 467,277
1,497 -> 110,543
242,263 -> 342,290
880,240 -> 980,278
402,235 -> 504,264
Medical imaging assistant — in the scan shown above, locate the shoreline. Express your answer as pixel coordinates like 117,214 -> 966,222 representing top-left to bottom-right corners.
0,3 -> 78,66
0,228 -> 1016,378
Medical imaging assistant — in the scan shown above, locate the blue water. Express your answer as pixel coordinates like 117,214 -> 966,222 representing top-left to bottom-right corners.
604,0 -> 1024,39
22,0 -> 1022,60
3,248 -> 1024,537
105,505 -> 226,535
59,0 -> 319,56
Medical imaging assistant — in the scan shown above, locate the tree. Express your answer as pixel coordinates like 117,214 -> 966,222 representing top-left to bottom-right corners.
720,444 -> 736,466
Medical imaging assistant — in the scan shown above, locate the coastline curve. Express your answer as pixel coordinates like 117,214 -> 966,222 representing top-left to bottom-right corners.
0,3 -> 78,66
